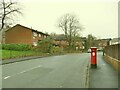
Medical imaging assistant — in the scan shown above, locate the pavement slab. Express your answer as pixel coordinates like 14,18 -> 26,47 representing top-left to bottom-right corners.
89,52 -> 118,88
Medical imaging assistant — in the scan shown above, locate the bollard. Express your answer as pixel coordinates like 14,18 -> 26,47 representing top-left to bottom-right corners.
90,47 -> 97,68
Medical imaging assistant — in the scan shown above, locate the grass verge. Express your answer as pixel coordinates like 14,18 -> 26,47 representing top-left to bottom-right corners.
2,50 -> 46,60
2,49 -> 82,60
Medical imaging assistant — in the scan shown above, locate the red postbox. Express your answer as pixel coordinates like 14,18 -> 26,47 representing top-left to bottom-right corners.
90,47 -> 97,68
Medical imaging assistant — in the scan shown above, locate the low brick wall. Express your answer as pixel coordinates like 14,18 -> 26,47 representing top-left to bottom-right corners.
104,44 -> 120,60
103,54 -> 120,71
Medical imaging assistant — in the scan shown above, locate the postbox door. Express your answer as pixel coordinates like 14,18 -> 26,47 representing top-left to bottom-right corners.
91,51 -> 96,64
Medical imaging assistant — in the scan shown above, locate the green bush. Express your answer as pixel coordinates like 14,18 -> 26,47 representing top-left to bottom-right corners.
0,44 -> 2,50
2,44 -> 32,51
50,46 -> 62,54
38,37 -> 53,53
63,46 -> 75,52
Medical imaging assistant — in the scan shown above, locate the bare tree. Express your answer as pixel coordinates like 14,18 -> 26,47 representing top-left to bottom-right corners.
58,13 -> 83,47
0,0 -> 21,31
86,34 -> 97,49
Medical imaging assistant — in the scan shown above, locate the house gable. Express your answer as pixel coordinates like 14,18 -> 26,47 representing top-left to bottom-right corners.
5,24 -> 49,46
5,24 -> 33,44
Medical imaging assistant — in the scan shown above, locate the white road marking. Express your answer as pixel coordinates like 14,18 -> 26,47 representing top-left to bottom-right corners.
4,76 -> 10,79
3,65 -> 41,80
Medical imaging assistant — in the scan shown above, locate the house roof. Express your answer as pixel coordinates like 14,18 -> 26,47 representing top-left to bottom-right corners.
5,24 -> 49,36
96,38 -> 111,42
111,38 -> 120,43
52,34 -> 85,41
51,34 -> 66,41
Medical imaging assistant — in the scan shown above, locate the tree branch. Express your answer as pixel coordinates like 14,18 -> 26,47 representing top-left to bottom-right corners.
0,0 -> 21,31
5,9 -> 20,16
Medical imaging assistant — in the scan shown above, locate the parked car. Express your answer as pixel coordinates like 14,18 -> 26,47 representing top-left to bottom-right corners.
97,48 -> 103,51
87,49 -> 91,53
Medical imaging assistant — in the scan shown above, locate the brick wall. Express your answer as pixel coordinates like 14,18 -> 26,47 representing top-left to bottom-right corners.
104,44 -> 120,71
5,25 -> 33,45
104,44 -> 120,60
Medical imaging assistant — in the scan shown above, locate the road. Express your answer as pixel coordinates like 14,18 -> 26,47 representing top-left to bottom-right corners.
2,53 -> 90,88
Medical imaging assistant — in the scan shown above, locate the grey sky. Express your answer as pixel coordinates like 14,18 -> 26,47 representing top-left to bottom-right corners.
16,0 -> 118,39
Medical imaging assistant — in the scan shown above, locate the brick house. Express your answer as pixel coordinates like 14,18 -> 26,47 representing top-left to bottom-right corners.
96,39 -> 110,50
111,37 -> 120,45
52,34 -> 85,50
52,34 -> 68,47
5,24 -> 49,46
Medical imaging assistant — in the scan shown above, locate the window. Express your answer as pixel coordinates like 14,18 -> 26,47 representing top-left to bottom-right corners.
33,42 -> 37,46
33,32 -> 37,37
33,36 -> 35,39
44,35 -> 47,38
39,34 -> 41,37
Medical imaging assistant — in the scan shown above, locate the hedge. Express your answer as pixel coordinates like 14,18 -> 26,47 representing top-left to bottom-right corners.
50,46 -> 62,54
2,44 -> 32,51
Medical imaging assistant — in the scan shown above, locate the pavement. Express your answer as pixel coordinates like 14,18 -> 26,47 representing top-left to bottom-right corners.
89,52 -> 119,88
2,56 -> 44,65
1,53 -> 70,65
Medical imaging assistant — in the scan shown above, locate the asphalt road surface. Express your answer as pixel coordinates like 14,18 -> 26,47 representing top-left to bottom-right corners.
2,53 -> 90,88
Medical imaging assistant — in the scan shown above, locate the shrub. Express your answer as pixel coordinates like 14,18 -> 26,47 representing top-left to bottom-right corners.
2,44 -> 32,51
0,44 -> 2,50
38,37 -> 53,53
63,46 -> 76,53
50,46 -> 62,54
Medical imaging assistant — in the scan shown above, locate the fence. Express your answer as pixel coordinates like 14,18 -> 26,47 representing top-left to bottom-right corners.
104,44 -> 120,60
